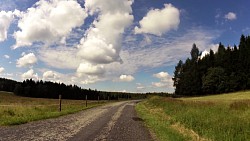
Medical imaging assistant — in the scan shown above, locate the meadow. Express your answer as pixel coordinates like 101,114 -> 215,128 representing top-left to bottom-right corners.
136,91 -> 250,141
0,91 -> 106,126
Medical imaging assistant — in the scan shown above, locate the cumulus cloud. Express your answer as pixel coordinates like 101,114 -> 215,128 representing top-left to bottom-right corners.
134,3 -> 180,36
79,75 -> 103,85
0,73 -> 13,80
77,62 -> 105,76
21,69 -> 39,80
40,69 -> 79,84
77,0 -> 133,64
153,72 -> 168,79
0,67 -> 4,73
199,44 -> 220,59
13,0 -> 87,48
119,74 -> 134,82
152,72 -> 173,88
225,12 -> 237,20
0,10 -> 17,42
74,0 -> 134,83
43,70 -> 58,79
16,53 -> 37,67
200,50 -> 209,59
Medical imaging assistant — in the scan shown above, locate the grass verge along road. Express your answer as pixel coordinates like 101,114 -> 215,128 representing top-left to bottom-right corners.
136,91 -> 250,141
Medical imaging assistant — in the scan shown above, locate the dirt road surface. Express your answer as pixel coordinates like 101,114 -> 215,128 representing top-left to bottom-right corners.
0,100 -> 153,141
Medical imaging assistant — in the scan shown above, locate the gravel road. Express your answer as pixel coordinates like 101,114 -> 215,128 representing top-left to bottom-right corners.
0,100 -> 153,141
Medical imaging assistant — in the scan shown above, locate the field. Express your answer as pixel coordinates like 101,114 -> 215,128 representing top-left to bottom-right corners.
136,91 -> 250,141
0,91 -> 106,126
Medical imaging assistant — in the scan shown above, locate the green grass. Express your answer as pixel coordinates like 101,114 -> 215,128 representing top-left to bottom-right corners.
181,91 -> 250,102
0,91 -> 106,126
136,101 -> 190,141
136,91 -> 250,141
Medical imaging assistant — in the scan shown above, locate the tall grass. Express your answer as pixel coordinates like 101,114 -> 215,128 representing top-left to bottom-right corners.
0,92 -> 106,126
136,101 -> 189,141
136,91 -> 250,141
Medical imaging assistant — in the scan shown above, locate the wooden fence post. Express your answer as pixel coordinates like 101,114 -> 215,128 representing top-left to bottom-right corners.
59,95 -> 62,112
85,95 -> 88,107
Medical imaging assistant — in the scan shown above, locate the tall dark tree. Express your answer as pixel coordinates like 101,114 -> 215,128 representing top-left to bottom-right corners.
190,43 -> 199,61
172,60 -> 183,88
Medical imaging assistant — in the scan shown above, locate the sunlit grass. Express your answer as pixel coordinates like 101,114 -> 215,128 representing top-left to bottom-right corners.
181,91 -> 250,102
136,91 -> 250,141
136,101 -> 189,141
0,91 -> 106,126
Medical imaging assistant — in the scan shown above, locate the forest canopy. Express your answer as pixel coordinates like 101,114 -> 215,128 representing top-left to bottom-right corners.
172,35 -> 250,96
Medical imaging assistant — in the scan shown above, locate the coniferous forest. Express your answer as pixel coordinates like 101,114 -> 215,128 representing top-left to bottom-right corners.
0,78 -> 145,100
173,35 -> 250,96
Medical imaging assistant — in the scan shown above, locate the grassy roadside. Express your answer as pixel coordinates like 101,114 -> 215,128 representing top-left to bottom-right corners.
0,91 -> 107,126
136,91 -> 250,141
136,100 -> 190,141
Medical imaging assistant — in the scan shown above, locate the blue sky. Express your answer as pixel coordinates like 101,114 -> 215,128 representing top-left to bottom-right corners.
0,0 -> 249,93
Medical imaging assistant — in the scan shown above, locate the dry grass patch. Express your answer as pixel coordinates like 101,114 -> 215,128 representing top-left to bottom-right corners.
0,91 -> 106,126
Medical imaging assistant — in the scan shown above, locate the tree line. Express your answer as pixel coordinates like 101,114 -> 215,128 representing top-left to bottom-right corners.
173,35 -> 250,96
0,78 -> 146,100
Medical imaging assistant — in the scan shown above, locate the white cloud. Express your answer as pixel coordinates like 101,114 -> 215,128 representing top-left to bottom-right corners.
153,72 -> 168,79
209,44 -> 219,52
0,73 -> 14,80
0,67 -> 4,73
74,0 -> 134,84
200,50 -> 209,59
85,0 -> 133,15
77,62 -> 105,76
38,47 -> 81,69
152,72 -> 173,88
39,69 -> 80,85
21,69 -> 39,80
3,55 -> 10,59
225,12 -> 237,20
77,0 -> 133,64
0,10 -> 14,42
43,70 -> 58,80
16,53 -> 37,68
119,74 -> 134,82
13,0 -> 87,48
136,83 -> 145,90
80,75 -> 103,85
199,44 -> 219,59
152,82 -> 168,88
105,28 -> 218,78
134,3 -> 180,36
